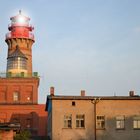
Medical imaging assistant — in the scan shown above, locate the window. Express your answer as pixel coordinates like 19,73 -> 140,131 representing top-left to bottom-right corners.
64,115 -> 72,128
96,116 -> 105,129
76,114 -> 85,128
72,101 -> 75,106
7,57 -> 27,70
12,118 -> 20,124
26,92 -> 32,102
13,92 -> 19,102
133,116 -> 140,129
26,118 -> 31,128
116,116 -> 125,129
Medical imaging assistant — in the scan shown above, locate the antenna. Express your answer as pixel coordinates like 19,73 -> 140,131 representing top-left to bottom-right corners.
19,10 -> 22,14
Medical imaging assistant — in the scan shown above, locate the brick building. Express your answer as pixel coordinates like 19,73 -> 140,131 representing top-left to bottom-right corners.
0,11 -> 47,140
46,89 -> 140,140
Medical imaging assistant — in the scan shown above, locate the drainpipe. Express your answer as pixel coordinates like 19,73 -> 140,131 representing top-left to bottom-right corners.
91,98 -> 101,140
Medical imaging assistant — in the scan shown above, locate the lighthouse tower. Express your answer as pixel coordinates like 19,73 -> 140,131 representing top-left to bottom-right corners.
0,11 -> 47,139
0,10 -> 40,104
5,10 -> 34,77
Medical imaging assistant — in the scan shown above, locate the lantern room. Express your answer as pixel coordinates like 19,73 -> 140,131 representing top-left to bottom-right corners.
7,45 -> 28,77
6,10 -> 34,41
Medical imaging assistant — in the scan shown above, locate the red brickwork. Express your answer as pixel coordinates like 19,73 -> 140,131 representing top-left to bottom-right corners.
0,78 -> 47,138
0,130 -> 14,140
0,78 -> 39,104
0,104 -> 47,137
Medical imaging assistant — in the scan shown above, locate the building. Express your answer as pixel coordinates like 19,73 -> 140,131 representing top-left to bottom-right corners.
46,88 -> 140,140
0,11 -> 47,140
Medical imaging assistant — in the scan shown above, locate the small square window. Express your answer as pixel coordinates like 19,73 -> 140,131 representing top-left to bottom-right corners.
72,101 -> 75,106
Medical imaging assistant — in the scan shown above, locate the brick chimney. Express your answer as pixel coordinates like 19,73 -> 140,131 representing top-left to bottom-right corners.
50,87 -> 54,96
129,91 -> 134,97
81,90 -> 85,96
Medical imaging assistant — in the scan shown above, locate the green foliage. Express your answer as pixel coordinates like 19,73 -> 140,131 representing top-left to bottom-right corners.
14,130 -> 31,140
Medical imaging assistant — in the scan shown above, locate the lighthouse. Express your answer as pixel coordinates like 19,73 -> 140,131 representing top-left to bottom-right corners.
5,10 -> 35,77
0,11 -> 47,139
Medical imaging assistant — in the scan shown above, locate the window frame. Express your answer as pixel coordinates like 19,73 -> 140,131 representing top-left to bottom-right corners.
63,114 -> 72,128
133,116 -> 140,129
96,115 -> 105,129
116,115 -> 125,130
76,114 -> 85,128
13,92 -> 20,102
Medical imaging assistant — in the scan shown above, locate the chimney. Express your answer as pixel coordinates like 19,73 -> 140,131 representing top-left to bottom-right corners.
129,91 -> 134,97
50,87 -> 54,96
81,90 -> 85,96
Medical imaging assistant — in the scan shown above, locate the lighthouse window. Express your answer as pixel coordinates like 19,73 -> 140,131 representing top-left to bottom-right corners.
13,92 -> 19,102
7,57 -> 27,70
12,17 -> 29,26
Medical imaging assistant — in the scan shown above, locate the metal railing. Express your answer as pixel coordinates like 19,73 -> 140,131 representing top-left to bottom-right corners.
5,32 -> 34,40
0,122 -> 20,129
8,23 -> 30,28
0,72 -> 39,78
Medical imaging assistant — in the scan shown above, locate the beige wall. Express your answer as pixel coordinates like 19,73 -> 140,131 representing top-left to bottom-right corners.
97,100 -> 140,140
50,99 -> 140,140
52,100 -> 94,140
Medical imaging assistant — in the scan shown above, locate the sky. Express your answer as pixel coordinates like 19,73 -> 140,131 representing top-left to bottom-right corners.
0,0 -> 140,103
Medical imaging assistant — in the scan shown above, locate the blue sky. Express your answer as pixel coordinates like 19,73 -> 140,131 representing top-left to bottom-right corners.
0,0 -> 140,103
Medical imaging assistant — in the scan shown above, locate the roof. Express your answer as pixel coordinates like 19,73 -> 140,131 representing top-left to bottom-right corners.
47,95 -> 140,100
7,45 -> 27,59
10,10 -> 30,21
45,94 -> 140,111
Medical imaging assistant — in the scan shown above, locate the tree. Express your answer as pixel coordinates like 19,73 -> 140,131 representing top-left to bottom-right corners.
14,130 -> 31,140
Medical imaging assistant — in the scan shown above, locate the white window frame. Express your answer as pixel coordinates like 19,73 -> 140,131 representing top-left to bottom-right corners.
13,92 -> 19,102
76,114 -> 85,128
133,116 -> 140,129
116,115 -> 125,129
64,114 -> 72,128
96,115 -> 105,129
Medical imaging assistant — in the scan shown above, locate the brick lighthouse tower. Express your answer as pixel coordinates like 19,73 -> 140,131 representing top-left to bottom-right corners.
6,10 -> 34,77
0,11 -> 47,140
